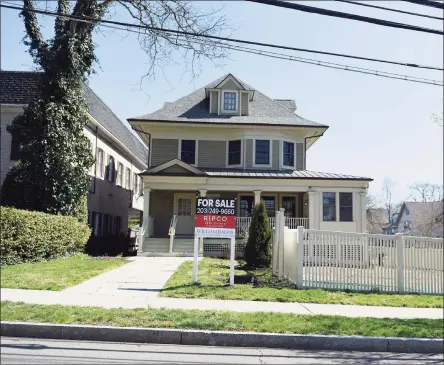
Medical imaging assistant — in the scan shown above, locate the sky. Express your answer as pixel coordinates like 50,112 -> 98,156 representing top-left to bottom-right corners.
1,0 -> 443,205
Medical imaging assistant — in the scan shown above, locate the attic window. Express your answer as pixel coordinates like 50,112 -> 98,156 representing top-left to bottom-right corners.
222,91 -> 237,111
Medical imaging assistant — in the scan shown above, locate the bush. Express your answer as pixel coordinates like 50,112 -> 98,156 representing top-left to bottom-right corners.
244,200 -> 272,268
0,206 -> 91,266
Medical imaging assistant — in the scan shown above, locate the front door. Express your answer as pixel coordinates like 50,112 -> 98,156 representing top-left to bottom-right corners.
174,193 -> 195,235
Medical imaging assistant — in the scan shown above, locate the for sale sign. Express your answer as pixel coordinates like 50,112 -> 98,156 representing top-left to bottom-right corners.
195,198 -> 236,238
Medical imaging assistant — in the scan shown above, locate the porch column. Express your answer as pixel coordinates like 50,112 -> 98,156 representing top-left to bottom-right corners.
308,191 -> 316,229
139,187 -> 151,253
198,190 -> 206,254
360,191 -> 367,233
254,190 -> 261,205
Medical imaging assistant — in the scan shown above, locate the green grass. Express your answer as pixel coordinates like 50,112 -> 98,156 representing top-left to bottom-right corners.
1,301 -> 442,338
1,254 -> 128,291
160,258 -> 444,308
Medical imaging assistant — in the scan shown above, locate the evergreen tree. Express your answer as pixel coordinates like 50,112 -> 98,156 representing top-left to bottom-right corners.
244,200 -> 272,268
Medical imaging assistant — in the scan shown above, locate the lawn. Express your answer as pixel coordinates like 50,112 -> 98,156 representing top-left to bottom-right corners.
160,258 -> 444,308
1,301 -> 442,338
1,254 -> 128,291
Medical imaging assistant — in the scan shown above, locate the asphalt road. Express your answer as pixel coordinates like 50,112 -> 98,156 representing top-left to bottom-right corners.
1,337 -> 442,364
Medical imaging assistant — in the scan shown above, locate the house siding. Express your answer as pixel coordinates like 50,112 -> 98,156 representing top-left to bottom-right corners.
245,139 -> 253,168
272,140 -> 279,169
0,110 -> 19,184
210,91 -> 218,114
241,93 -> 249,115
220,79 -> 240,91
198,140 -> 226,168
151,138 -> 178,166
296,143 -> 304,170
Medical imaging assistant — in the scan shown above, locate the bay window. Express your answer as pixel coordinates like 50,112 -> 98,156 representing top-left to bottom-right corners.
180,140 -> 196,165
228,140 -> 242,166
282,141 -> 295,167
254,140 -> 270,166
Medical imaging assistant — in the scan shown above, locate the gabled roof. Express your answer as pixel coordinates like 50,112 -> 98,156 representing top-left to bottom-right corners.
0,71 -> 148,164
128,73 -> 328,128
142,159 -> 372,181
396,201 -> 444,226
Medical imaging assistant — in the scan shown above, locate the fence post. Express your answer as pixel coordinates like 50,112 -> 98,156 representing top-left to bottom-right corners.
278,208 -> 285,280
396,233 -> 405,293
272,211 -> 280,276
296,226 -> 304,288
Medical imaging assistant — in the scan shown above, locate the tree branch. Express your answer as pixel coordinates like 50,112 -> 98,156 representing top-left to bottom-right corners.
21,0 -> 49,66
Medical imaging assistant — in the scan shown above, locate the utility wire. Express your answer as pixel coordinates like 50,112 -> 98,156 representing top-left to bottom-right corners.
335,0 -> 443,20
1,3 -> 442,72
246,0 -> 444,35
9,4 -> 441,87
401,0 -> 444,10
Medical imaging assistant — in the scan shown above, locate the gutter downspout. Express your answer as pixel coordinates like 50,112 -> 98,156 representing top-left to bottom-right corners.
132,127 -> 151,168
304,132 -> 325,170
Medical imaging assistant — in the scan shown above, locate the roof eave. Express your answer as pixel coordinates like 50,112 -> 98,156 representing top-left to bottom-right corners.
126,118 -> 329,129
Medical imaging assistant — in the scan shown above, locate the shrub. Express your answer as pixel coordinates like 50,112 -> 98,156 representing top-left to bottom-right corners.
244,200 -> 272,268
0,206 -> 91,266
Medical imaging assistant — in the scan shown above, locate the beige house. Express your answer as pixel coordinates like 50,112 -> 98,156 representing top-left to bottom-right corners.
129,74 -> 372,255
0,71 -> 148,238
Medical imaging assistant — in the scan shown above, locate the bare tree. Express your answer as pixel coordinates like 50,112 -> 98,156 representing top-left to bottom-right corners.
382,178 -> 399,225
409,183 -> 443,202
405,183 -> 443,238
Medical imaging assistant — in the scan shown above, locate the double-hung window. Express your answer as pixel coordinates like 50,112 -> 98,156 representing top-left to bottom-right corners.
255,140 -> 270,166
228,140 -> 242,166
97,149 -> 104,177
339,193 -> 353,222
223,91 -> 237,111
125,168 -> 131,189
282,141 -> 295,167
323,192 -> 336,221
106,156 -> 115,183
117,162 -> 124,186
180,140 -> 196,165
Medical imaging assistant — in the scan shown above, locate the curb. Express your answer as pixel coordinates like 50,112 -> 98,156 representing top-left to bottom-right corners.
1,321 -> 443,354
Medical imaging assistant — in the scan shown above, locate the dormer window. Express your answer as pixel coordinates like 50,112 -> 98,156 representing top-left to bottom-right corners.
222,90 -> 238,112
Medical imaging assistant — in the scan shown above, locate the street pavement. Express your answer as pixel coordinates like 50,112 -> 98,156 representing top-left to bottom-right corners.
1,257 -> 442,319
1,337 -> 442,364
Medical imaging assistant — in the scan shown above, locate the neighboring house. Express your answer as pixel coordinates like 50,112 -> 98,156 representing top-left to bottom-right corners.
128,73 -> 373,255
0,71 -> 148,237
394,201 -> 443,238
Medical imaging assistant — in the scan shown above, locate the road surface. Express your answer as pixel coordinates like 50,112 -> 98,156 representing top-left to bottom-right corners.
1,337 -> 442,364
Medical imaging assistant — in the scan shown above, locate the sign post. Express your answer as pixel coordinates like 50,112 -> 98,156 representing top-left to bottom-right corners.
193,197 -> 236,285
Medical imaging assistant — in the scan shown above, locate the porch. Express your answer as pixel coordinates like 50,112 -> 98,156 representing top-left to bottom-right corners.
140,190 -> 309,256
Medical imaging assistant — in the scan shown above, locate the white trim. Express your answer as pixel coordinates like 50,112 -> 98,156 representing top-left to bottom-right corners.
146,158 -> 204,175
226,139 -> 243,168
178,139 -> 198,166
252,139 -> 272,168
221,90 -> 239,113
280,140 -> 296,169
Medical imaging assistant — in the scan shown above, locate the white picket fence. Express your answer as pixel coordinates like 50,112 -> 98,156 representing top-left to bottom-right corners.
272,209 -> 444,295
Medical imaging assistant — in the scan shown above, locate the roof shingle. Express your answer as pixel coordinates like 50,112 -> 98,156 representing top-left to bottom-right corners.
129,73 -> 327,128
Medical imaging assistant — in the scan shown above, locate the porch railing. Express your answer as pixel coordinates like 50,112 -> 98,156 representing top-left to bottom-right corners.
235,217 -> 309,237
168,215 -> 178,253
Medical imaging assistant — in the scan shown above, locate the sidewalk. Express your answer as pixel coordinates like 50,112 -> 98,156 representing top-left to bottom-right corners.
1,257 -> 442,320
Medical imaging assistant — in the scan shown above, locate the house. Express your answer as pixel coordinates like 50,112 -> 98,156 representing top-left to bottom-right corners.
394,201 -> 443,238
128,74 -> 373,255
0,71 -> 148,239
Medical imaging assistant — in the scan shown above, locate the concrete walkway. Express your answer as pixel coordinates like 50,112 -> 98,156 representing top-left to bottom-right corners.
1,257 -> 442,320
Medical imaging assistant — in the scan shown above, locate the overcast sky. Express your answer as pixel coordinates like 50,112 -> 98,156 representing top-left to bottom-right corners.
1,1 -> 443,204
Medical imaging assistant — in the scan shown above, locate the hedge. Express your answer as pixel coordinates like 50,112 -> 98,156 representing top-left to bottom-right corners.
0,206 -> 91,266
